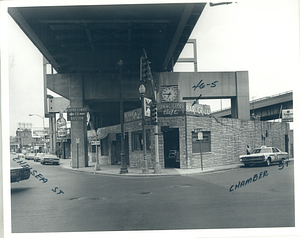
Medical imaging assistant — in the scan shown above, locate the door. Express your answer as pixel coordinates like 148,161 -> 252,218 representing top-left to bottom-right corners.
163,128 -> 180,168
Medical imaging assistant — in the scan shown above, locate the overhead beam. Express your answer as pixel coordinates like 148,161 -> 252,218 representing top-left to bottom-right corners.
8,8 -> 60,70
162,4 -> 195,71
39,19 -> 171,24
84,23 -> 96,52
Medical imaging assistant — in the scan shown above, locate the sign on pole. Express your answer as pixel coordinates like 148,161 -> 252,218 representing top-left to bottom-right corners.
91,141 -> 101,146
197,132 -> 203,140
144,97 -> 152,117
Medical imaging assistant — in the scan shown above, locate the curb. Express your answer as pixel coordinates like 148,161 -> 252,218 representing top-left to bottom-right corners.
59,161 -> 242,177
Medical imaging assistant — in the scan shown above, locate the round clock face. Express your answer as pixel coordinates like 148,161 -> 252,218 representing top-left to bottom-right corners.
161,86 -> 178,102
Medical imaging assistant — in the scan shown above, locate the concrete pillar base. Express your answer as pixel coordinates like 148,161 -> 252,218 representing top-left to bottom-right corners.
95,163 -> 101,171
120,168 -> 128,174
154,163 -> 161,174
142,168 -> 149,174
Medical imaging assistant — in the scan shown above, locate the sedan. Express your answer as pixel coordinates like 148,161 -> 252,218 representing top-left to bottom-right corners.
239,146 -> 289,167
34,153 -> 44,162
25,153 -> 36,160
41,154 -> 60,165
18,153 -> 26,159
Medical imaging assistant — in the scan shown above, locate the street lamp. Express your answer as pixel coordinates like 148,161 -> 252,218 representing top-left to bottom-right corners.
29,114 -> 46,153
117,60 -> 128,174
139,84 -> 149,174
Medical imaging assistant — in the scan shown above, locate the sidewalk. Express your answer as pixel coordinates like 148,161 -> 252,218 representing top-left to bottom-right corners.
59,158 -> 242,177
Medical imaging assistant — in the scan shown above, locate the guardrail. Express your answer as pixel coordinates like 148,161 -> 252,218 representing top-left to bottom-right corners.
212,90 -> 293,113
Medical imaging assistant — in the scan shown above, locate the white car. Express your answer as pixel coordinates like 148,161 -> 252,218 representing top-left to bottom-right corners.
41,154 -> 60,165
239,146 -> 289,167
34,153 -> 44,162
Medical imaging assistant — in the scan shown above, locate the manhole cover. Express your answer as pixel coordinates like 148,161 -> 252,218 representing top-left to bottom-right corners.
140,192 -> 152,195
172,184 -> 191,188
69,197 -> 104,201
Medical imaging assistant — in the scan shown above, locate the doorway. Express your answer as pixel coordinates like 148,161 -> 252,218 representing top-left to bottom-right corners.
163,128 -> 180,168
111,133 -> 129,165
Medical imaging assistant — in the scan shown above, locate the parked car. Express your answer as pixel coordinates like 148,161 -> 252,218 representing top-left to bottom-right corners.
11,166 -> 30,183
34,153 -> 44,162
18,153 -> 26,159
25,153 -> 36,160
41,154 -> 60,165
239,146 -> 289,167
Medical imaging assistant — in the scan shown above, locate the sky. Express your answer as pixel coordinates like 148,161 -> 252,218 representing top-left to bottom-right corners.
3,0 -> 299,137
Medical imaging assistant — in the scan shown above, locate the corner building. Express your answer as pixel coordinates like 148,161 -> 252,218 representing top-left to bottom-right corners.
95,102 -> 290,169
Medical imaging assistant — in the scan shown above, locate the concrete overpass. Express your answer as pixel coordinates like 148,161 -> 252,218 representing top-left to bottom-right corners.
212,91 -> 293,121
9,3 -> 251,169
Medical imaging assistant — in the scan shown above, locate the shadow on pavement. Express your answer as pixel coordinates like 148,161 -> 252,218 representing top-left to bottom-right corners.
11,187 -> 32,194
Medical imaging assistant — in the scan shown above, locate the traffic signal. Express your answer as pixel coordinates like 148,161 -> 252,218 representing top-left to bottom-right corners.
151,102 -> 158,125
140,56 -> 151,83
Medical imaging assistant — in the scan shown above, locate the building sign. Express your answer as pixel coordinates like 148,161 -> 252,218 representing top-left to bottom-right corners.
124,108 -> 142,123
186,103 -> 211,116
157,102 -> 185,117
18,122 -> 32,130
282,109 -> 293,122
125,102 -> 211,122
57,114 -> 67,138
32,127 -> 48,138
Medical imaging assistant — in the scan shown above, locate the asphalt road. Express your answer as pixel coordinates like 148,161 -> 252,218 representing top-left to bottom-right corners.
10,155 -> 294,233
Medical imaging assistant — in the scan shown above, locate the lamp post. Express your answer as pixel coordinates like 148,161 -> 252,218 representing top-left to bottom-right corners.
117,60 -> 128,174
139,84 -> 149,174
29,114 -> 46,153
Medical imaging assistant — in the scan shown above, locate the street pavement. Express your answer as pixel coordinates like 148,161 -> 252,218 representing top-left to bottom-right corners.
10,155 -> 295,234
59,158 -> 242,176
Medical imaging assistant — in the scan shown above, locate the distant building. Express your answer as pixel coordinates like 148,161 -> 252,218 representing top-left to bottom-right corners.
15,128 -> 33,150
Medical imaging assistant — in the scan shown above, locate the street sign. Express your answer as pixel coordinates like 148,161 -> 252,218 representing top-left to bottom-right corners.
67,107 -> 88,112
91,141 -> 100,146
67,112 -> 87,121
67,107 -> 88,121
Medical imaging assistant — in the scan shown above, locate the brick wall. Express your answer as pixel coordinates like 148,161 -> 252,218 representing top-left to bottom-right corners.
96,115 -> 290,170
186,116 -> 290,168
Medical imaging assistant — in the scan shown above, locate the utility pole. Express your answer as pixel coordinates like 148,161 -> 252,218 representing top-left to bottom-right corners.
140,49 -> 161,173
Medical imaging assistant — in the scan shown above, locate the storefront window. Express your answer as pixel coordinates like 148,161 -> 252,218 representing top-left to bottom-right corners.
132,130 -> 151,151
192,131 -> 211,153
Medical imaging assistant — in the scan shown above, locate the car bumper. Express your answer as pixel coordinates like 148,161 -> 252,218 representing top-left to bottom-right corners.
240,157 -> 266,164
42,159 -> 59,164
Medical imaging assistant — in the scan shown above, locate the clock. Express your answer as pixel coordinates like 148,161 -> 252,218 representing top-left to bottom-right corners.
161,85 -> 179,102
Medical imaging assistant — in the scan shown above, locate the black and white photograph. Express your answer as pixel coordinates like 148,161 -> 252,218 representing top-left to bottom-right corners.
1,0 -> 299,238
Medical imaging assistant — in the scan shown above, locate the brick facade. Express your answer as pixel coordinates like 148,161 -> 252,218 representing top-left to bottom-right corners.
94,113 -> 290,170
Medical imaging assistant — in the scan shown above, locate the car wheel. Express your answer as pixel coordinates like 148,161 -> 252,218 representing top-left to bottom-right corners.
266,158 -> 271,166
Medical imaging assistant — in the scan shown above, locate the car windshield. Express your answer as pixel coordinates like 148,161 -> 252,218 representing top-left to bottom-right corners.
253,148 -> 272,154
